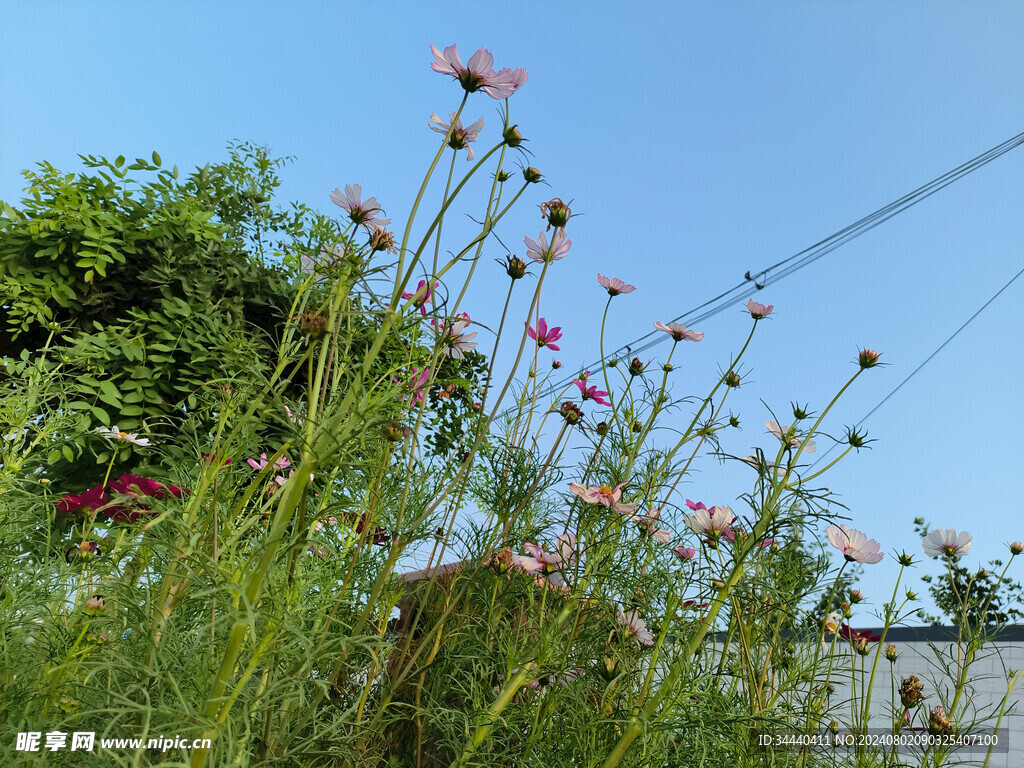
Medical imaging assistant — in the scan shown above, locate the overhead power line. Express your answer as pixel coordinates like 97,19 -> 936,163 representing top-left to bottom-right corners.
532,130 -> 1024,401
809,263 -> 1024,469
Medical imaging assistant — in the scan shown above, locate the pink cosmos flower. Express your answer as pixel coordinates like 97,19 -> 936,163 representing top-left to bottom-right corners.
402,280 -> 438,315
96,425 -> 151,447
574,371 -> 611,406
921,528 -> 973,559
684,505 -> 736,542
569,481 -> 637,515
526,318 -> 562,351
673,546 -> 696,561
653,321 -> 704,342
429,111 -> 485,161
597,274 -> 636,296
634,508 -> 672,543
524,230 -> 571,264
826,524 -> 884,564
516,533 -> 578,587
247,453 -> 292,472
429,44 -> 528,99
746,299 -> 774,319
616,609 -> 655,647
766,421 -> 816,453
329,184 -> 391,229
434,314 -> 478,359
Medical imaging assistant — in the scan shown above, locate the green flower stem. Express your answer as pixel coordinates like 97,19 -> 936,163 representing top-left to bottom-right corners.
431,151 -> 458,277
393,92 -> 468,305
859,564 -> 907,738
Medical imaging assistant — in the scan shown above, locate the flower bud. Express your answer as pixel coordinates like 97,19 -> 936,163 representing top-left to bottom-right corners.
840,601 -> 851,618
906,590 -> 917,601
729,414 -> 740,428
523,167 -> 543,184
792,403 -> 809,420
897,552 -> 914,566
1010,542 -> 1024,556
596,421 -> 609,436
599,655 -> 620,682
559,401 -> 583,426
381,422 -> 407,442
84,594 -> 106,615
829,720 -> 840,735
628,358 -> 645,377
662,363 -> 674,373
40,478 -> 50,485
858,348 -> 881,369
503,125 -> 523,148
725,371 -> 741,388
497,170 -> 513,182
552,360 -> 562,370
846,428 -> 867,448
885,644 -> 899,662
631,420 -> 643,434
849,589 -> 863,604
607,358 -> 619,367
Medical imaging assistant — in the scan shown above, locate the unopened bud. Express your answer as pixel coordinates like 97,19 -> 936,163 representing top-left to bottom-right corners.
849,589 -> 863,604
497,170 -> 513,182
1010,542 -> 1024,556
725,371 -> 741,388
628,357 -> 645,377
523,167 -> 542,184
792,403 -> 809,420
503,125 -> 523,148
729,414 -> 740,428
607,358 -> 619,367
84,594 -> 106,615
897,552 -> 914,566
858,348 -> 881,369
596,421 -> 609,436
840,601 -> 851,618
552,360 -> 562,370
381,422 -> 407,442
885,644 -> 899,662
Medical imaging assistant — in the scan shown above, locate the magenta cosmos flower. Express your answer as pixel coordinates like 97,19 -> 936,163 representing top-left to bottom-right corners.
673,546 -> 696,561
653,321 -> 704,342
597,274 -> 636,296
526,318 -> 562,351
569,481 -> 637,515
524,230 -> 571,264
330,184 -> 391,229
617,609 -> 655,647
746,299 -> 774,319
573,371 -> 611,406
429,44 -> 528,99
921,528 -> 973,559
402,280 -> 438,315
826,524 -> 883,564
429,111 -> 484,161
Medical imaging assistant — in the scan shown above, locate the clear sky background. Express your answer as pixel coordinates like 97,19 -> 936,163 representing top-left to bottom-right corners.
3,2 -> 1023,625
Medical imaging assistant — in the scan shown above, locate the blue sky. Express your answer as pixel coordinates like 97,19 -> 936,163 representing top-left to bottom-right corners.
3,2 -> 1023,624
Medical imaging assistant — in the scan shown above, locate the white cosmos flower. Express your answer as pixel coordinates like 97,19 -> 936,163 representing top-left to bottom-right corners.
922,528 -> 973,559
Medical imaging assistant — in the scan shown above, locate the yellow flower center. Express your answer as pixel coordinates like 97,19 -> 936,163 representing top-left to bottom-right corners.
598,485 -> 613,496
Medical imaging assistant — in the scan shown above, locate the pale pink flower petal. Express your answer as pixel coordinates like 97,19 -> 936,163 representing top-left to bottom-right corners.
826,524 -> 884,564
653,321 -> 703,342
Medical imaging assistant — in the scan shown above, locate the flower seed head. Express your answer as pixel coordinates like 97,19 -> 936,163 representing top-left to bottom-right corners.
885,644 -> 899,662
559,401 -> 583,426
899,675 -> 925,708
596,421 -> 609,436
928,705 -> 952,736
504,256 -> 527,280
299,312 -> 328,336
540,197 -> 571,232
